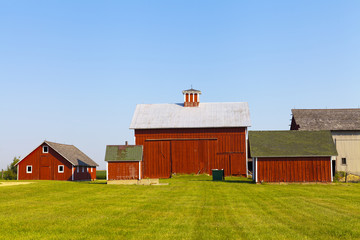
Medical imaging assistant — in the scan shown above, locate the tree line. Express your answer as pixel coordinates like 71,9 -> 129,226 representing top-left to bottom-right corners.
1,157 -> 19,180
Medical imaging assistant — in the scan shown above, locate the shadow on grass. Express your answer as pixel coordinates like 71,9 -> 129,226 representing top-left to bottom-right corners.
87,180 -> 107,184
224,180 -> 254,184
190,179 -> 254,184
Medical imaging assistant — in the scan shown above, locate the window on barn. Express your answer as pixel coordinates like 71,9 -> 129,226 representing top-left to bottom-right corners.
26,165 -> 32,173
341,158 -> 347,165
43,146 -> 48,153
82,167 -> 84,172
77,166 -> 79,173
58,165 -> 64,173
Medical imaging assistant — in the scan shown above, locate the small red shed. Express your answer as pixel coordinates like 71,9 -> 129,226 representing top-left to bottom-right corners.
249,131 -> 338,183
105,145 -> 143,180
129,89 -> 251,178
16,141 -> 98,181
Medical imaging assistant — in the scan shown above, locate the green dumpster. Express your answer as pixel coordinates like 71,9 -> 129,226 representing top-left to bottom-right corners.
212,169 -> 224,181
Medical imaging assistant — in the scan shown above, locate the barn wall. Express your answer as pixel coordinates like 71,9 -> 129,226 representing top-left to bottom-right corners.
257,157 -> 331,182
74,166 -> 96,181
332,131 -> 360,176
108,162 -> 139,180
18,144 -> 73,181
135,127 -> 247,178
90,167 -> 97,180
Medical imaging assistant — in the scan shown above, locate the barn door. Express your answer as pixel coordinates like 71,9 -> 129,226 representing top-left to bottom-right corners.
171,140 -> 215,175
198,140 -> 214,174
40,156 -> 51,180
144,141 -> 171,178
171,140 -> 201,174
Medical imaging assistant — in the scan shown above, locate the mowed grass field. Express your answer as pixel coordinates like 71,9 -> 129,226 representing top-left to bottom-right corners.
1,175 -> 360,240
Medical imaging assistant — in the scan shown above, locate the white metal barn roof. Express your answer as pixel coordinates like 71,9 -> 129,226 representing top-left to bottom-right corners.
130,102 -> 251,129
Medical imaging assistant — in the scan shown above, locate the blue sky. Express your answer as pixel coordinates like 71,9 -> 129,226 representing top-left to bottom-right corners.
1,1 -> 359,170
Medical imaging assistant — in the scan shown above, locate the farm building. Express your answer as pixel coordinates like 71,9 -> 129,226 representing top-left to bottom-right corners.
16,141 -> 98,181
249,130 -> 337,183
129,88 -> 251,178
105,144 -> 143,180
291,109 -> 360,176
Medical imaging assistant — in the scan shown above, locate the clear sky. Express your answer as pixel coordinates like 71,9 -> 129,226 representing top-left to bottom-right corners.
1,1 -> 359,170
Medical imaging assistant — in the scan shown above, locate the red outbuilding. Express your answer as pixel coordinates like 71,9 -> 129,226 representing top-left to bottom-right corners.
16,141 -> 98,181
249,131 -> 338,183
105,145 -> 143,180
129,89 -> 251,178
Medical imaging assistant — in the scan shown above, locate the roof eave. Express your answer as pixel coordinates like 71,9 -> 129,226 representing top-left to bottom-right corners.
105,159 -> 142,162
130,125 -> 251,130
252,155 -> 337,158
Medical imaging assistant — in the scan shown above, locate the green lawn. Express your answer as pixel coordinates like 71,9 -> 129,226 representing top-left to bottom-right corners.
0,175 -> 359,240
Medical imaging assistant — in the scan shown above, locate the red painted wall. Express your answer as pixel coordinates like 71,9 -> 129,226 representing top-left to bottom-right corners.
135,127 -> 247,178
73,166 -> 96,181
256,157 -> 332,182
108,162 -> 140,180
18,143 -> 96,181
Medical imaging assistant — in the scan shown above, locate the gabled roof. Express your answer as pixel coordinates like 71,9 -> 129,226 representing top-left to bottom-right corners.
249,130 -> 337,157
130,102 -> 251,129
292,108 -> 360,131
16,141 -> 98,167
105,145 -> 143,162
45,141 -> 98,166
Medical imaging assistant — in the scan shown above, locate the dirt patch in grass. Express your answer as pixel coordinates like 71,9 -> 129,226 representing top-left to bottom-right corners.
0,182 -> 34,187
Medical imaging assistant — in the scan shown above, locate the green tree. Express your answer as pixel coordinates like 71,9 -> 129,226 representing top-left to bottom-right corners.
3,157 -> 20,180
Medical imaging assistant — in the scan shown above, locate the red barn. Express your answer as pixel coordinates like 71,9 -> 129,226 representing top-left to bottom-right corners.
249,131 -> 338,183
129,89 -> 251,178
16,141 -> 98,181
105,145 -> 143,180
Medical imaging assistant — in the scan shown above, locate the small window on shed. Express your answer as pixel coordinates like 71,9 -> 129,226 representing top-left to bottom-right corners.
58,165 -> 64,173
341,158 -> 347,165
26,165 -> 32,173
43,146 -> 48,153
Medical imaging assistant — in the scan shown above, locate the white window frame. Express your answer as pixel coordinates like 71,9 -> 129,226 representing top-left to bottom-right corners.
91,167 -> 93,173
43,145 -> 49,153
26,165 -> 32,173
82,166 -> 84,172
58,165 -> 64,173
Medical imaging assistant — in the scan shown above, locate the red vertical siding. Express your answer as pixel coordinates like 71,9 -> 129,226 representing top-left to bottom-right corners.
90,167 -> 97,180
135,127 -> 247,178
108,162 -> 139,180
143,141 -> 171,178
257,157 -> 331,182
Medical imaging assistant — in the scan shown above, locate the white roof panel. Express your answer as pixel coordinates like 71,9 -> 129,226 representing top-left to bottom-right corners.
130,102 -> 251,129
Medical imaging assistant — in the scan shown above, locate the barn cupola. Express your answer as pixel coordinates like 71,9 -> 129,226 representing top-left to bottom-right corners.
182,88 -> 201,107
